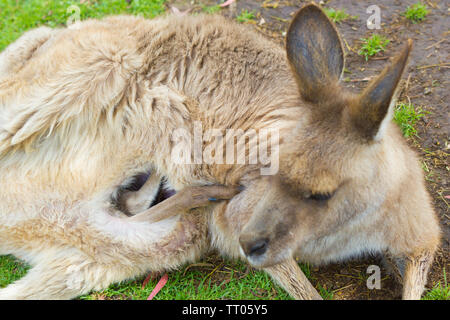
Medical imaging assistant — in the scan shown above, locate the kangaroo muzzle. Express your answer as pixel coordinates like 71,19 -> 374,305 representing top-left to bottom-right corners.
239,236 -> 269,258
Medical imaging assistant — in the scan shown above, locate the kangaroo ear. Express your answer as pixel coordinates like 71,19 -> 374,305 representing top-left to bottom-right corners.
352,40 -> 413,140
286,3 -> 344,102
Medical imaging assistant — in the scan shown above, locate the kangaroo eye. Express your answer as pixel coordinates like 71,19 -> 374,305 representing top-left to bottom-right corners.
309,193 -> 333,201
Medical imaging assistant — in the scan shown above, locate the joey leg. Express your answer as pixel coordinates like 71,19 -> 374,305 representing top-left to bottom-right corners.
129,185 -> 241,223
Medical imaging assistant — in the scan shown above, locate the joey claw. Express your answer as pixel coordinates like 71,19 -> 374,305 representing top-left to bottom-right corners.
179,184 -> 242,210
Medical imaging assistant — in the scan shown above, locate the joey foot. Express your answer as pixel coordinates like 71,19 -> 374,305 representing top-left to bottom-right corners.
129,185 -> 241,223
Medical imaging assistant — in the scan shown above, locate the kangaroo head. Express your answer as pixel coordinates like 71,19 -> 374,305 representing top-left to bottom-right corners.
237,3 -> 412,267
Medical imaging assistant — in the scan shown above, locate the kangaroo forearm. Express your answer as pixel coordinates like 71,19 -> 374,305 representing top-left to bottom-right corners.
265,258 -> 323,300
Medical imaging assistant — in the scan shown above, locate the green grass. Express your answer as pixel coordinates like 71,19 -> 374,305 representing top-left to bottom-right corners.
0,255 -> 30,288
0,254 -> 322,300
317,284 -> 334,300
201,4 -> 221,14
80,259 -> 295,300
324,7 -> 357,24
404,2 -> 430,23
422,268 -> 450,300
0,255 -> 307,300
0,0 -> 166,51
393,102 -> 427,138
236,9 -> 256,23
358,34 -> 390,61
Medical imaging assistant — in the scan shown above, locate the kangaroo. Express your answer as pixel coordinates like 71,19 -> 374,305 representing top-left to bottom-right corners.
0,3 -> 440,300
0,9 -> 318,300
232,4 -> 441,300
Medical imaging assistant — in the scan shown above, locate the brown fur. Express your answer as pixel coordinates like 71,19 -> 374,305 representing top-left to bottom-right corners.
0,3 -> 440,299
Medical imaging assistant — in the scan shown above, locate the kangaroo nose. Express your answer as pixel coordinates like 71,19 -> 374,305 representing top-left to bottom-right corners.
240,237 -> 269,257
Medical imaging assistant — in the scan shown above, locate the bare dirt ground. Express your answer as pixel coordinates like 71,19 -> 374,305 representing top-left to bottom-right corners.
164,0 -> 449,299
